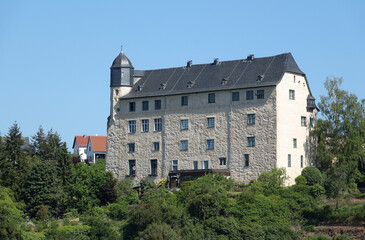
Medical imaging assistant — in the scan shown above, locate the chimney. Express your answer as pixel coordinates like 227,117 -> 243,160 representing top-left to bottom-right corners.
187,60 -> 192,68
247,54 -> 254,61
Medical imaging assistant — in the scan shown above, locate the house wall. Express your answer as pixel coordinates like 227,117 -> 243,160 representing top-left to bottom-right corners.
106,86 -> 278,185
276,72 -> 317,185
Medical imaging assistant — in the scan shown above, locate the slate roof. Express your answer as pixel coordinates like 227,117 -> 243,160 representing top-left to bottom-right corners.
89,136 -> 107,152
111,50 -> 133,69
73,135 -> 89,148
120,53 -> 305,99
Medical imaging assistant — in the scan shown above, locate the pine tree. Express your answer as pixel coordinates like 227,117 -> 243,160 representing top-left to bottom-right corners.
30,125 -> 48,160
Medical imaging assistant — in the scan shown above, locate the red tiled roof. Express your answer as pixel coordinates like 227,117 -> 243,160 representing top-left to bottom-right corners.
89,136 -> 107,152
73,135 -> 89,148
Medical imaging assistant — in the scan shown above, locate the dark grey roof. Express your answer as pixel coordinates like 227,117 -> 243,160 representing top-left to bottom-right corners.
111,50 -> 134,69
121,53 -> 304,99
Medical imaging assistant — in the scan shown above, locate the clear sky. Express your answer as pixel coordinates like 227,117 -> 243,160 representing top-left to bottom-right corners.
1,0 -> 364,151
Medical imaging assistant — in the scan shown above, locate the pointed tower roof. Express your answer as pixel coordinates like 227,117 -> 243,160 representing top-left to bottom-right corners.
111,50 -> 134,68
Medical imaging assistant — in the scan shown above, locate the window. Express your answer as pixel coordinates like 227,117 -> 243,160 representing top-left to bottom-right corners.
293,138 -> 297,148
155,100 -> 161,110
288,154 -> 291,167
193,161 -> 198,170
129,160 -> 136,175
181,119 -> 188,130
180,140 -> 188,151
203,160 -> 209,169
150,159 -> 157,175
181,96 -> 188,106
128,143 -> 135,153
141,119 -> 149,132
247,137 -> 255,147
219,157 -> 226,165
301,155 -> 303,168
115,89 -> 119,95
301,116 -> 307,126
129,102 -> 136,112
154,118 -> 162,132
208,93 -> 215,103
207,117 -> 215,128
172,160 -> 178,171
232,92 -> 239,101
310,117 -> 314,128
293,75 -> 296,83
153,142 -> 160,151
207,139 -> 214,150
247,114 -> 255,125
246,90 -> 254,100
128,120 -> 136,133
256,90 -> 264,99
289,90 -> 295,100
142,101 -> 149,111
244,154 -> 249,167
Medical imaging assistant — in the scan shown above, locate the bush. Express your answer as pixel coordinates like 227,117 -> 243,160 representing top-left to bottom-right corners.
138,223 -> 178,240
310,184 -> 325,198
295,175 -> 307,185
302,167 -> 322,185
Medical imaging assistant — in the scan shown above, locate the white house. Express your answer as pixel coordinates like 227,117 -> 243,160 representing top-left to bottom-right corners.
72,135 -> 89,161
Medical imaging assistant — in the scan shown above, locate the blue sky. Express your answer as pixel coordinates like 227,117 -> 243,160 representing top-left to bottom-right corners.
1,0 -> 364,150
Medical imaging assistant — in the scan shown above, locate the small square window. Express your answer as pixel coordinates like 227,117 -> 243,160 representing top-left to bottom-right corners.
247,114 -> 255,125
247,137 -> 255,147
181,119 -> 189,130
288,154 -> 291,167
219,157 -> 226,165
141,119 -> 149,132
289,90 -> 295,100
293,138 -> 297,148
246,90 -> 254,100
244,154 -> 249,167
256,90 -> 264,99
207,117 -> 215,128
142,101 -> 149,111
129,160 -> 136,175
129,102 -> 136,112
300,155 -> 303,168
153,142 -> 160,151
154,118 -> 162,132
232,92 -> 239,101
181,96 -> 188,106
207,139 -> 214,150
128,143 -> 135,153
150,159 -> 157,175
193,161 -> 198,170
172,160 -> 178,171
208,93 -> 215,103
155,100 -> 161,110
203,160 -> 209,169
128,120 -> 136,133
301,116 -> 307,127
180,140 -> 188,151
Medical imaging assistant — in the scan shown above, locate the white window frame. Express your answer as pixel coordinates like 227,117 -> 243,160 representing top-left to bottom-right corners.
128,120 -> 136,133
141,119 -> 149,132
180,119 -> 189,130
207,117 -> 215,128
154,118 -> 162,132
172,160 -> 178,171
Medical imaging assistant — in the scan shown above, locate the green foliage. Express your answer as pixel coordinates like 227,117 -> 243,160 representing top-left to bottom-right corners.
315,77 -> 365,191
35,205 -> 51,221
140,178 -> 156,195
138,222 -> 178,240
0,186 -> 23,239
302,166 -> 322,185
114,178 -> 139,204
45,225 -> 91,240
22,161 -> 63,218
295,175 -> 307,185
310,184 -> 325,198
68,160 -> 114,213
251,168 -> 287,196
82,213 -> 119,240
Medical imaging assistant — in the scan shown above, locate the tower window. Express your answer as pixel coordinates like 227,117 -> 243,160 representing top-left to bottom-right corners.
301,116 -> 307,126
301,155 -> 303,168
244,154 -> 249,167
129,160 -> 136,175
293,138 -> 297,148
150,159 -> 157,175
288,154 -> 291,167
289,90 -> 295,100
115,89 -> 119,95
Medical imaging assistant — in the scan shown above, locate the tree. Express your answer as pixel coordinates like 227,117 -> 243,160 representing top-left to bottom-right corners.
22,161 -> 63,217
301,166 -> 322,185
29,125 -> 48,160
314,77 -> 365,191
0,122 -> 34,198
0,186 -> 23,239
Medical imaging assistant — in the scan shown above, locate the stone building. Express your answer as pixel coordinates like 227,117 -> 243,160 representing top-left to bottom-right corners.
106,50 -> 318,185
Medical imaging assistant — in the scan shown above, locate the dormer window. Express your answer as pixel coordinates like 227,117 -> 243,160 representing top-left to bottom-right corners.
187,81 -> 195,88
221,78 -> 228,85
159,83 -> 166,90
137,85 -> 142,92
257,75 -> 264,82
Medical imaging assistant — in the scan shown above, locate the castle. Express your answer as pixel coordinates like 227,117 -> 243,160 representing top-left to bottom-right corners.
106,50 -> 318,185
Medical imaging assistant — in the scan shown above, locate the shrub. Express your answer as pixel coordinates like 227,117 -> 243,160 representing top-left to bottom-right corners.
310,184 -> 326,198
295,175 -> 307,185
302,166 -> 322,185
138,223 -> 178,240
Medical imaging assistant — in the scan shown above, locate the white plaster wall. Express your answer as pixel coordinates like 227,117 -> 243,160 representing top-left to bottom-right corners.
276,73 -> 317,185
